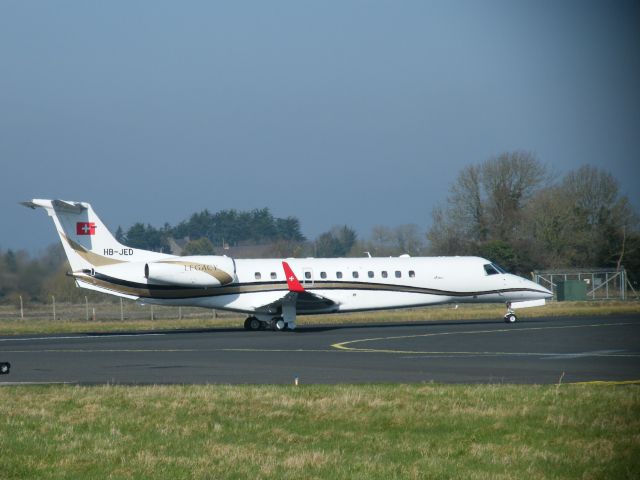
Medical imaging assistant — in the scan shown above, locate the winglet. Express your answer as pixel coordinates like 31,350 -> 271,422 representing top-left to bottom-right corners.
282,261 -> 305,292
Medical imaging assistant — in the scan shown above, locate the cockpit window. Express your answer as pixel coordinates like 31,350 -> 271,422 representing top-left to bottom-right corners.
484,263 -> 507,275
492,263 -> 507,274
484,264 -> 500,275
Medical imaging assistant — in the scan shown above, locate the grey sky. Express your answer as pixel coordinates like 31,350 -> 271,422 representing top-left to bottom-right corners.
1,1 -> 639,253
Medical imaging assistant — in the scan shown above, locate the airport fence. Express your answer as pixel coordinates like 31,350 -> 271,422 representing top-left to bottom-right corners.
0,296 -> 238,322
533,267 -> 638,301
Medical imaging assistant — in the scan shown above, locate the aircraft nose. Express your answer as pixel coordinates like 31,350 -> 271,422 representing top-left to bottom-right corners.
528,279 -> 552,298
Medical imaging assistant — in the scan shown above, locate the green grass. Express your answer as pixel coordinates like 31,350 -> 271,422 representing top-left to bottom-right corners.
0,384 -> 638,479
0,300 -> 638,336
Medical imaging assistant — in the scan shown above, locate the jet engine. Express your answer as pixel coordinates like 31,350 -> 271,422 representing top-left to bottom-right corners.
144,256 -> 235,287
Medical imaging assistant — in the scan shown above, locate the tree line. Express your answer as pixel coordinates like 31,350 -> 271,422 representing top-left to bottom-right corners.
117,207 -> 306,255
426,152 -> 639,278
1,151 -> 638,303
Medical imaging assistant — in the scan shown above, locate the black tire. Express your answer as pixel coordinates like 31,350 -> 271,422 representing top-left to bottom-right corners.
504,313 -> 517,323
273,318 -> 286,331
243,317 -> 252,330
0,362 -> 10,375
248,317 -> 261,331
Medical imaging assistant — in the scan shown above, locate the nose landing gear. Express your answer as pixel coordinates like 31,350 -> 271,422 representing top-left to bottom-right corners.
503,302 -> 517,323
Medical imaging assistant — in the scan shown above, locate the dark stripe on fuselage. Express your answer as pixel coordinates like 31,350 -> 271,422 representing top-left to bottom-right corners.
80,273 -> 547,300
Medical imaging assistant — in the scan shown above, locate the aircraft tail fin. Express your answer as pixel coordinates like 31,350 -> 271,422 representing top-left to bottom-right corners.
22,199 -> 171,271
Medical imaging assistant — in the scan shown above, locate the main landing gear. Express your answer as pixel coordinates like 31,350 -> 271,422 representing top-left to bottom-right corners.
244,316 -> 262,331
0,362 -> 10,375
244,301 -> 297,331
503,302 -> 517,323
243,316 -> 293,331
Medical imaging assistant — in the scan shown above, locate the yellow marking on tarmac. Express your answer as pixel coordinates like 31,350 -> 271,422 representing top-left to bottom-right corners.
331,321 -> 637,355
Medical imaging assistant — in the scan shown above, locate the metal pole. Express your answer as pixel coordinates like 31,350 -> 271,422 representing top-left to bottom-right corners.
52,295 -> 56,321
178,306 -> 182,320
151,305 -> 154,321
85,296 -> 89,321
19,295 -> 23,320
120,298 -> 124,321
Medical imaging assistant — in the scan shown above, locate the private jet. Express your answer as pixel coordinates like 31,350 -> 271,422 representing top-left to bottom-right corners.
23,199 -> 552,331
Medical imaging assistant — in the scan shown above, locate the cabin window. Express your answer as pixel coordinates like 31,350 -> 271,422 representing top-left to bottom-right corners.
395,271 -> 401,278
368,271 -> 374,278
304,271 -> 312,280
336,271 -> 343,279
320,271 -> 327,279
255,272 -> 262,280
409,270 -> 415,278
352,271 -> 359,279
270,272 -> 277,280
381,271 -> 388,278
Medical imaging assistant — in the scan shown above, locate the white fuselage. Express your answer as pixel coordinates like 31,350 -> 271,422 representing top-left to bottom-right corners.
24,198 -> 553,329
88,256 -> 550,315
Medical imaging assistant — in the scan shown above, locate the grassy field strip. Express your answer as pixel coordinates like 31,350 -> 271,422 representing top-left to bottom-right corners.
0,300 -> 638,336
0,384 -> 638,479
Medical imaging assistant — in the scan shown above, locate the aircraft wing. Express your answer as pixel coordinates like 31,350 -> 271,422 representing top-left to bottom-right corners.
254,261 -> 337,314
254,290 -> 336,315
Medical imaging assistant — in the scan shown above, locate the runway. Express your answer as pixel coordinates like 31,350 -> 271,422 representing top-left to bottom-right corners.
1,315 -> 639,385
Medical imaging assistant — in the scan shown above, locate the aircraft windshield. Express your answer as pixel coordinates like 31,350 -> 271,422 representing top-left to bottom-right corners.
483,263 -> 507,275
492,263 -> 507,273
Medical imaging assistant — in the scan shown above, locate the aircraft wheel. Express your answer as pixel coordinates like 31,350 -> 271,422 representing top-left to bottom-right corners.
0,362 -> 10,375
273,317 -> 286,331
504,313 -> 517,323
245,317 -> 261,331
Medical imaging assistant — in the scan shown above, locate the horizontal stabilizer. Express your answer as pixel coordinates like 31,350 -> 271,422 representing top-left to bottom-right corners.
21,199 -> 87,213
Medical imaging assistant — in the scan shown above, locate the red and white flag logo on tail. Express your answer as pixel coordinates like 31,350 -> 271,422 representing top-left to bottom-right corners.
282,261 -> 305,293
76,222 -> 96,235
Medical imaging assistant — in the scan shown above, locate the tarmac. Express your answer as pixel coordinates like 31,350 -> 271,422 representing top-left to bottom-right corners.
1,315 -> 639,385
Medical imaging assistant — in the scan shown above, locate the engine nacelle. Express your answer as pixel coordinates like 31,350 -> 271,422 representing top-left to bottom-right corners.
144,256 -> 235,287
